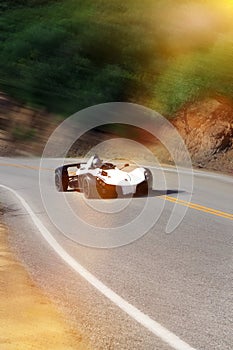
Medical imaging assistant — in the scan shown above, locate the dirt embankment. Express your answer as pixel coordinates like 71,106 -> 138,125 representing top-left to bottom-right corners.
172,96 -> 233,172
0,93 -> 57,156
0,93 -> 110,158
0,92 -> 233,173
0,222 -> 90,350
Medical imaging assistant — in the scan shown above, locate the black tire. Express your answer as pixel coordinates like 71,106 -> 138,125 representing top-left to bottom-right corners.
98,184 -> 117,199
135,180 -> 149,196
83,177 -> 96,198
144,168 -> 153,189
55,168 -> 69,192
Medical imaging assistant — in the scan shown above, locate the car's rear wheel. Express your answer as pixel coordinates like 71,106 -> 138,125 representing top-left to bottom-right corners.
55,169 -> 69,192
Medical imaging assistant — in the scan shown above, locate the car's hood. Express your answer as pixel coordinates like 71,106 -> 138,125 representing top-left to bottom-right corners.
97,167 -> 145,186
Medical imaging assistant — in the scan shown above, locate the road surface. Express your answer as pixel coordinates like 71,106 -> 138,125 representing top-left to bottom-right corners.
0,157 -> 232,350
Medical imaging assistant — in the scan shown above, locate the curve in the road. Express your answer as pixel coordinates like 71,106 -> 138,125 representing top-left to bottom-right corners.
1,162 -> 233,221
0,184 -> 197,350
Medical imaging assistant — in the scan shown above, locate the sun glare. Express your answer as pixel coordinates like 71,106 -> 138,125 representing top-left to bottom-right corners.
154,0 -> 233,53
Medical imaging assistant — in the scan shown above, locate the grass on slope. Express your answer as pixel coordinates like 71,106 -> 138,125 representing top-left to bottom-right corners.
0,0 -> 233,116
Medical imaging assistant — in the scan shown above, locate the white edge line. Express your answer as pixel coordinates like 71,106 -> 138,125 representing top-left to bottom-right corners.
0,184 -> 197,350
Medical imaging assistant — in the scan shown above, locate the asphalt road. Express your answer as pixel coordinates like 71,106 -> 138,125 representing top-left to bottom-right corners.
0,157 -> 233,350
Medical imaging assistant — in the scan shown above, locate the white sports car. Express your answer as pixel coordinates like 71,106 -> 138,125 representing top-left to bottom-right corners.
55,154 -> 153,198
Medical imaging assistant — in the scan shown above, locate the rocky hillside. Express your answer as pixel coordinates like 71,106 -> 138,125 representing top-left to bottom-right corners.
0,92 -> 233,174
172,96 -> 233,172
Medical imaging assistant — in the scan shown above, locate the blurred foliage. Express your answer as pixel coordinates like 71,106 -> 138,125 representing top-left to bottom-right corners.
12,126 -> 36,141
0,0 -> 56,11
154,36 -> 233,114
0,0 -> 233,116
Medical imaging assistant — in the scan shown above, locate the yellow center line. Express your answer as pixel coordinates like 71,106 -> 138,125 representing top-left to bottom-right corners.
164,195 -> 233,221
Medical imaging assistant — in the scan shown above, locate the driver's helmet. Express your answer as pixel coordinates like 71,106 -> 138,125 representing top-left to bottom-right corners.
92,155 -> 102,168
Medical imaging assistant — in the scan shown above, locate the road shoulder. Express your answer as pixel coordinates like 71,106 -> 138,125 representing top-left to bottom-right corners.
0,222 -> 90,350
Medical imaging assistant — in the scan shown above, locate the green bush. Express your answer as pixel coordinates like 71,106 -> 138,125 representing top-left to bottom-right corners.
153,35 -> 233,115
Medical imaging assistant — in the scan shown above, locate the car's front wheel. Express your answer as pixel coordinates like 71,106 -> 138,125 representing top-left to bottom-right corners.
98,184 -> 117,199
83,177 -> 96,198
135,180 -> 149,196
